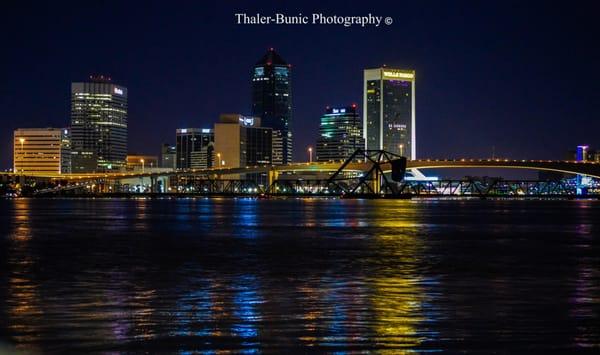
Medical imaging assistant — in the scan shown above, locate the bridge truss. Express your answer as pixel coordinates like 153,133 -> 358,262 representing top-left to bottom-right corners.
396,179 -> 576,197
326,149 -> 406,195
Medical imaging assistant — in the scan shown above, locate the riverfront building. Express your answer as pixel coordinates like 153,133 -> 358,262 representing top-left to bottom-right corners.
363,67 -> 415,159
70,76 -> 128,172
13,128 -> 71,175
176,128 -> 214,169
316,105 -> 364,162
251,48 -> 292,164
214,114 -> 272,169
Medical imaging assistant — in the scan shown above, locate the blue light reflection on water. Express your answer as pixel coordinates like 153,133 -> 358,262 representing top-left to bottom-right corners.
232,274 -> 262,349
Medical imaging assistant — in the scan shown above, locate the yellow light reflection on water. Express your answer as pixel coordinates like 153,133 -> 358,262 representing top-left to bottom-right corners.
7,199 -> 44,352
369,200 -> 427,353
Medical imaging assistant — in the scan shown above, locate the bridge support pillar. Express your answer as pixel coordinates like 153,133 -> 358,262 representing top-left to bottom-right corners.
373,169 -> 381,194
150,176 -> 157,193
268,169 -> 279,188
159,176 -> 168,193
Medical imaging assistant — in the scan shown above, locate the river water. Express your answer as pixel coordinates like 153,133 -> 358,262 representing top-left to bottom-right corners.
0,198 -> 598,353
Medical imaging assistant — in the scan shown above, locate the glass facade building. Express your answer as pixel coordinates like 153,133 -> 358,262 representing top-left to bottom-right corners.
251,49 -> 292,164
176,128 -> 214,170
316,105 -> 364,162
190,142 -> 214,169
364,68 -> 416,159
70,76 -> 127,172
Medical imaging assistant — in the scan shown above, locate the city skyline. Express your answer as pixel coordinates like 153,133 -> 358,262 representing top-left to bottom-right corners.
2,1 -> 600,170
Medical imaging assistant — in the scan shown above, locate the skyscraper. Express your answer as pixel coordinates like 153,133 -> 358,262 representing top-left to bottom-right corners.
363,68 -> 416,159
13,128 -> 71,175
70,76 -> 127,172
176,128 -> 214,169
251,48 -> 292,164
316,105 -> 364,162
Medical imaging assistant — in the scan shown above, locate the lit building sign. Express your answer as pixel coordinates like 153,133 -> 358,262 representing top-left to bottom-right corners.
383,71 -> 414,79
332,108 -> 346,114
576,145 -> 589,162
239,116 -> 255,126
202,128 -> 211,133
114,87 -> 124,95
389,123 -> 407,130
180,129 -> 187,134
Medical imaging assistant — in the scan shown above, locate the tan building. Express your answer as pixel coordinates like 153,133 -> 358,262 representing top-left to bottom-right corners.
13,128 -> 71,175
214,114 -> 272,169
126,155 -> 159,171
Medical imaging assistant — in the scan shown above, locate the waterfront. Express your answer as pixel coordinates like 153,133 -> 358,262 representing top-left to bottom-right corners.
0,198 -> 598,353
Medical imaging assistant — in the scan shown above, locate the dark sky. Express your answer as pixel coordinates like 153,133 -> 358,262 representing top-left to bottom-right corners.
2,0 -> 599,169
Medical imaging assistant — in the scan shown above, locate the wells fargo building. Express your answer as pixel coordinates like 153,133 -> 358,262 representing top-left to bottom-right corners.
363,68 -> 416,159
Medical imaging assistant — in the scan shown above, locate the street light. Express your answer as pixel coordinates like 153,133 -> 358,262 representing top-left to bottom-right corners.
140,159 -> 145,173
399,143 -> 404,157
308,146 -> 313,163
217,153 -> 222,167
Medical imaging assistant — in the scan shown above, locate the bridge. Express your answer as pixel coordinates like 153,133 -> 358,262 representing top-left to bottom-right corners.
4,158 -> 600,179
2,150 -> 600,197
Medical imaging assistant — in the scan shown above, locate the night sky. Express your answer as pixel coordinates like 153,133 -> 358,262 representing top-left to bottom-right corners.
2,1 -> 599,169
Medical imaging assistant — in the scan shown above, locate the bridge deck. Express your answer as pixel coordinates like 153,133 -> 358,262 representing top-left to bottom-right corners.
2,159 -> 600,180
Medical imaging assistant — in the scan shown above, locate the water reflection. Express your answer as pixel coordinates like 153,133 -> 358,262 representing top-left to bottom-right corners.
231,275 -> 262,344
368,201 -> 432,353
0,198 -> 598,352
6,199 -> 43,352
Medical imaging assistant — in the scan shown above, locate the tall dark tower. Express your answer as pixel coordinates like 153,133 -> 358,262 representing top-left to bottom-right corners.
251,48 -> 292,164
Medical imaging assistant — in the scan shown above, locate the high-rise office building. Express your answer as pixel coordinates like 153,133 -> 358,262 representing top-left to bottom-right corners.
70,76 -> 127,172
13,128 -> 71,174
251,48 -> 292,164
316,105 -> 364,162
176,128 -> 213,169
160,143 -> 177,169
363,67 -> 415,159
214,114 -> 272,169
